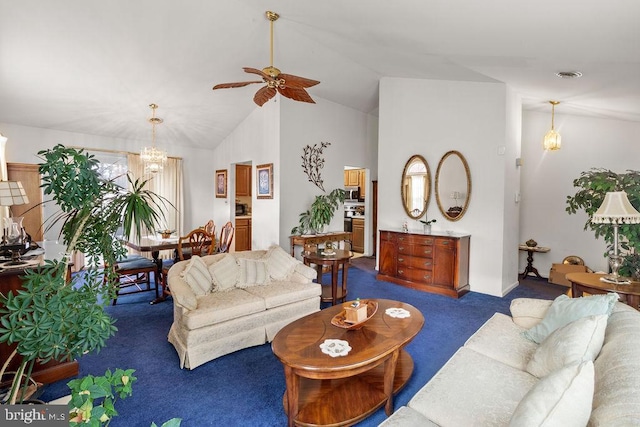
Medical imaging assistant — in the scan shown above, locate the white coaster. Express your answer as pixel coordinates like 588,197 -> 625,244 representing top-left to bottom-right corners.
385,307 -> 411,318
319,339 -> 352,357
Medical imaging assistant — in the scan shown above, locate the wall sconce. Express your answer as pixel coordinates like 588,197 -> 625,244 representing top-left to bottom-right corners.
543,101 -> 561,151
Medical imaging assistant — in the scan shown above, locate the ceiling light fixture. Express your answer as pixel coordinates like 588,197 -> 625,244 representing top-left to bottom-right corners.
555,71 -> 583,79
543,101 -> 561,151
140,104 -> 167,174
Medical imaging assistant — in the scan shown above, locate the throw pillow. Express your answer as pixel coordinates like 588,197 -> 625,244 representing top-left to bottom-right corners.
526,315 -> 607,378
179,255 -> 212,296
510,298 -> 553,328
237,258 -> 268,287
208,254 -> 239,291
265,245 -> 299,281
522,293 -> 618,344
509,361 -> 594,427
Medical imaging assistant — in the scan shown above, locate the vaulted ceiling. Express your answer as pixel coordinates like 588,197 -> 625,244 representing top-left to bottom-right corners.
1,0 -> 639,151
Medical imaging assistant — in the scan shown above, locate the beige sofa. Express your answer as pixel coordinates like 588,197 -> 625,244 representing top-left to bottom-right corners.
167,246 -> 321,369
380,294 -> 640,426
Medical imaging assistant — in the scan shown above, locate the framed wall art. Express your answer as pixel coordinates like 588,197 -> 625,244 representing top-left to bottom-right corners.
256,163 -> 273,199
215,169 -> 227,198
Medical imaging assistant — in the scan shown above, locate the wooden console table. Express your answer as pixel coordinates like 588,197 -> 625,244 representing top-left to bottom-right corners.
289,232 -> 353,257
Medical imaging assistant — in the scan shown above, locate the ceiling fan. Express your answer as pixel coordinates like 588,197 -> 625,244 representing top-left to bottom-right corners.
212,11 -> 320,107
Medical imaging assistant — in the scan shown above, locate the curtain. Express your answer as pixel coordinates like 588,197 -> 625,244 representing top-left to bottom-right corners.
127,154 -> 184,260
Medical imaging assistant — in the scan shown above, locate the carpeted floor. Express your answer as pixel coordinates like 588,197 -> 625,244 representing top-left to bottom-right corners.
40,260 -> 566,426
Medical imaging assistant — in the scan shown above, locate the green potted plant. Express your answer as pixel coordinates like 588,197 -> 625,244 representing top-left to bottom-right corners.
0,145 -> 168,420
418,218 -> 436,234
566,168 -> 640,274
291,188 -> 345,235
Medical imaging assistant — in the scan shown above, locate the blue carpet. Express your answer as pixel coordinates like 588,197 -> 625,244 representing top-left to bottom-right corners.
40,267 -> 562,426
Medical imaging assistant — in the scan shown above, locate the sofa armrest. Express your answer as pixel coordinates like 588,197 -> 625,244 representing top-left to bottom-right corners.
293,262 -> 317,281
510,298 -> 553,328
167,268 -> 198,310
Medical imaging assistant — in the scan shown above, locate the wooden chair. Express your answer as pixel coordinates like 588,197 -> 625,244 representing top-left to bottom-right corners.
203,220 -> 215,237
161,228 -> 215,299
217,221 -> 235,253
107,254 -> 159,305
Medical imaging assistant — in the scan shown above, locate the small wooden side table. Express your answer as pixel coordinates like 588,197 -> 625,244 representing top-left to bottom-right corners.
518,245 -> 550,279
566,272 -> 640,310
302,249 -> 353,305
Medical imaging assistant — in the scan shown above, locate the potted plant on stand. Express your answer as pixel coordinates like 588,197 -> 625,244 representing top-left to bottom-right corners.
291,188 -> 345,235
0,145 -> 178,426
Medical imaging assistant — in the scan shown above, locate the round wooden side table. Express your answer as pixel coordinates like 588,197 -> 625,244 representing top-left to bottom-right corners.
303,249 -> 353,305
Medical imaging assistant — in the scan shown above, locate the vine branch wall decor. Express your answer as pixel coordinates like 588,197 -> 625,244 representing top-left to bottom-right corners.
301,141 -> 331,191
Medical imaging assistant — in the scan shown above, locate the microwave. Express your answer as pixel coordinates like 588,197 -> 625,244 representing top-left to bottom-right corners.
344,186 -> 360,201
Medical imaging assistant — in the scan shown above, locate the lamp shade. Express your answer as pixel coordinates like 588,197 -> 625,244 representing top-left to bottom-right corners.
591,191 -> 640,224
0,181 -> 29,206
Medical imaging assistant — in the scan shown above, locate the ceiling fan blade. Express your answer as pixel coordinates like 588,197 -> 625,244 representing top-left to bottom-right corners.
213,81 -> 263,90
278,73 -> 320,89
254,86 -> 277,106
243,67 -> 272,80
277,86 -> 316,104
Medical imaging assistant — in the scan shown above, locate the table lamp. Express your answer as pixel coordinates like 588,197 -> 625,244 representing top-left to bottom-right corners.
0,180 -> 29,264
591,191 -> 640,283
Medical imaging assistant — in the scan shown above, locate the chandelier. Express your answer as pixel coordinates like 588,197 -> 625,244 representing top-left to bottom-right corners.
543,100 -> 561,151
140,103 -> 167,174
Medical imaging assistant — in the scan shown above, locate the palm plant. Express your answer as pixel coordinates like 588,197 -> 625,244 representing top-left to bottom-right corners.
0,144 -> 168,415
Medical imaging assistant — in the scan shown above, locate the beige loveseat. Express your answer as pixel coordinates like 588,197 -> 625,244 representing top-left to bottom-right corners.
167,245 -> 321,369
381,294 -> 640,426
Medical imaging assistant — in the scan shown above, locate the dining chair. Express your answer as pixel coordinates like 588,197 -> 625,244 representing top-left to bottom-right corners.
217,221 -> 235,253
161,228 -> 215,300
203,219 -> 215,237
106,254 -> 159,305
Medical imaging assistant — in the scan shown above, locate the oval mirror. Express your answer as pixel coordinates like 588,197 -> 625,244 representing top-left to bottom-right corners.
401,155 -> 431,219
435,150 -> 471,221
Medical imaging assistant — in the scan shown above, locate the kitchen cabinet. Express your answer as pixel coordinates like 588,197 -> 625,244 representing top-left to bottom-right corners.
358,169 -> 366,199
236,165 -> 251,197
352,218 -> 365,253
344,170 -> 360,186
235,217 -> 252,251
377,230 -> 470,298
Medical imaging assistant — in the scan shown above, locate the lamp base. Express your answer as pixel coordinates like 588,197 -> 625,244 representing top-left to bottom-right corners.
600,275 -> 632,285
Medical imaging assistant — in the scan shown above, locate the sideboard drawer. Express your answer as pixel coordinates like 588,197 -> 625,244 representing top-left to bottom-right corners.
397,255 -> 434,270
397,244 -> 433,257
397,267 -> 433,284
396,234 -> 434,246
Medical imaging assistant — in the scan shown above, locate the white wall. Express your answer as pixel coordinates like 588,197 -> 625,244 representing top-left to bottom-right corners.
378,77 -> 522,296
0,121 -> 216,239
280,97 -> 377,254
213,100 -> 280,251
519,111 -> 640,276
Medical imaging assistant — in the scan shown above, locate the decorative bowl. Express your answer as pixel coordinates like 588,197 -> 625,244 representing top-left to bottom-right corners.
525,239 -> 538,247
331,300 -> 378,330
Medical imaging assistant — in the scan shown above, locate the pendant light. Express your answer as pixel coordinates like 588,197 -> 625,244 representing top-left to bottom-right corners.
543,101 -> 561,151
140,104 -> 167,174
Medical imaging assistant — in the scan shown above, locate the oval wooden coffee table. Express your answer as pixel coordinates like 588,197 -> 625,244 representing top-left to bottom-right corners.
271,299 -> 424,427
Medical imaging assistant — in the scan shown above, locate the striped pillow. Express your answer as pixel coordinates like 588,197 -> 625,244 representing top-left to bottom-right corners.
208,254 -> 239,291
180,255 -> 212,296
237,258 -> 268,287
265,245 -> 299,281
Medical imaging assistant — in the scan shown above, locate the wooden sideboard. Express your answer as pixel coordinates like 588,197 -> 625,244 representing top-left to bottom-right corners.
377,230 -> 470,298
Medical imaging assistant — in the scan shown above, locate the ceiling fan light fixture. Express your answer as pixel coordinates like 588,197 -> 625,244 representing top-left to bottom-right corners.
543,100 -> 561,151
140,103 -> 168,174
212,10 -> 319,106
